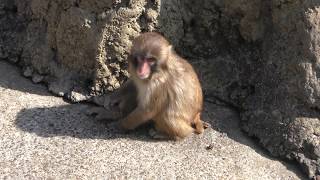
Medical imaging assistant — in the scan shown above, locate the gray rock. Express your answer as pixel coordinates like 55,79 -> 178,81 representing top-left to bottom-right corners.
67,89 -> 91,103
0,49 -> 8,59
22,66 -> 33,78
48,81 -> 70,97
31,73 -> 44,84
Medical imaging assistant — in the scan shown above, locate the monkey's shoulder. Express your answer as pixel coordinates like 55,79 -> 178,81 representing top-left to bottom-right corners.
174,58 -> 196,73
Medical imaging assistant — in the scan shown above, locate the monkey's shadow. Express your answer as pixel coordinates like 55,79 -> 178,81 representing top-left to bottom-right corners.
14,99 -> 244,143
15,100 -> 250,144
14,102 -> 233,142
14,103 -> 159,141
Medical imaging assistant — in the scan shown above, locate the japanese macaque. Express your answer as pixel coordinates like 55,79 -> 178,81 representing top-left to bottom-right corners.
115,32 -> 207,140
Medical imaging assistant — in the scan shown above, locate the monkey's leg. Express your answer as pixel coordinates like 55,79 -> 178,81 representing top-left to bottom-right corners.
173,120 -> 194,139
108,80 -> 137,118
155,118 -> 194,140
120,107 -> 154,130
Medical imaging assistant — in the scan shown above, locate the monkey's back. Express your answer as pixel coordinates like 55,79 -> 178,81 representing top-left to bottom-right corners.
152,57 -> 203,137
167,58 -> 203,118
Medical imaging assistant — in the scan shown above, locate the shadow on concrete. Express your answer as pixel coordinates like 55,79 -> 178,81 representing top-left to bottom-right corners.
0,61 -> 50,96
14,103 -> 157,141
13,101 -> 243,142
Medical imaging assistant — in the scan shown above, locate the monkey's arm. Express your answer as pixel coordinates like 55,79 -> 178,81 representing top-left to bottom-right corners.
109,79 -> 136,103
109,80 -> 137,118
120,107 -> 155,130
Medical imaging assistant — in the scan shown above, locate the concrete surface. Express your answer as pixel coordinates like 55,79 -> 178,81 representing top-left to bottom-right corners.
0,61 -> 305,179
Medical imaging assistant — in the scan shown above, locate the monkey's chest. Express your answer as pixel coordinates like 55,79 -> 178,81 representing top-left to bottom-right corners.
137,83 -> 167,110
137,85 -> 153,108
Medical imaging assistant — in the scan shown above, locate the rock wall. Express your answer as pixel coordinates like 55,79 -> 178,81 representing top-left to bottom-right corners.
241,1 -> 320,177
0,0 -> 319,178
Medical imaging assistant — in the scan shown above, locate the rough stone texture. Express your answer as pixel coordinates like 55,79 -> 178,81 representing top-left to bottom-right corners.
0,61 -> 304,179
1,0 -> 320,178
239,1 -> 320,178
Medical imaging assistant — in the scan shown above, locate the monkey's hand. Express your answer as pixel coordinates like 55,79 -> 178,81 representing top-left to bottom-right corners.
148,128 -> 169,140
119,117 -> 135,131
106,120 -> 131,134
86,106 -> 115,121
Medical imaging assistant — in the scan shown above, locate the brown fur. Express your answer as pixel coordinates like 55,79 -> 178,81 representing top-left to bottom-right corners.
120,32 -> 205,139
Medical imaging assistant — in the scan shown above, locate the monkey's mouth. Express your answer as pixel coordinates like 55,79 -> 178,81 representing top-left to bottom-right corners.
137,72 -> 149,79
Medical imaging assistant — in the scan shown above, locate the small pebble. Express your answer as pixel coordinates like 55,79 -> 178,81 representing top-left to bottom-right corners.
206,144 -> 214,150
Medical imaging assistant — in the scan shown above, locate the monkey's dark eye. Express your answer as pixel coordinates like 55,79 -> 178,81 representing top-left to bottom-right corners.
132,57 -> 139,67
147,58 -> 156,65
148,58 -> 158,73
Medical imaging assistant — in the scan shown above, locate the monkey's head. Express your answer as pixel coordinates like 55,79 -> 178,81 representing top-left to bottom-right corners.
128,32 -> 172,80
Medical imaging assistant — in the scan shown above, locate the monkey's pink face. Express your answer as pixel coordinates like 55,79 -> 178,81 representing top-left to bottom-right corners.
133,56 -> 157,80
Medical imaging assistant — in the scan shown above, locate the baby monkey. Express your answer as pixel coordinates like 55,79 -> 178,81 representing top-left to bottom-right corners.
114,32 -> 207,140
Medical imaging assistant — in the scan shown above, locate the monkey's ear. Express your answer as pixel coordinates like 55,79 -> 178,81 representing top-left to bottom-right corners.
167,45 -> 173,52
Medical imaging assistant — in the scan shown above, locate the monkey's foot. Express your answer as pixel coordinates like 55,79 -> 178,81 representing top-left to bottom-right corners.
86,107 -> 115,121
203,121 -> 211,129
108,121 -> 130,134
148,128 -> 168,140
